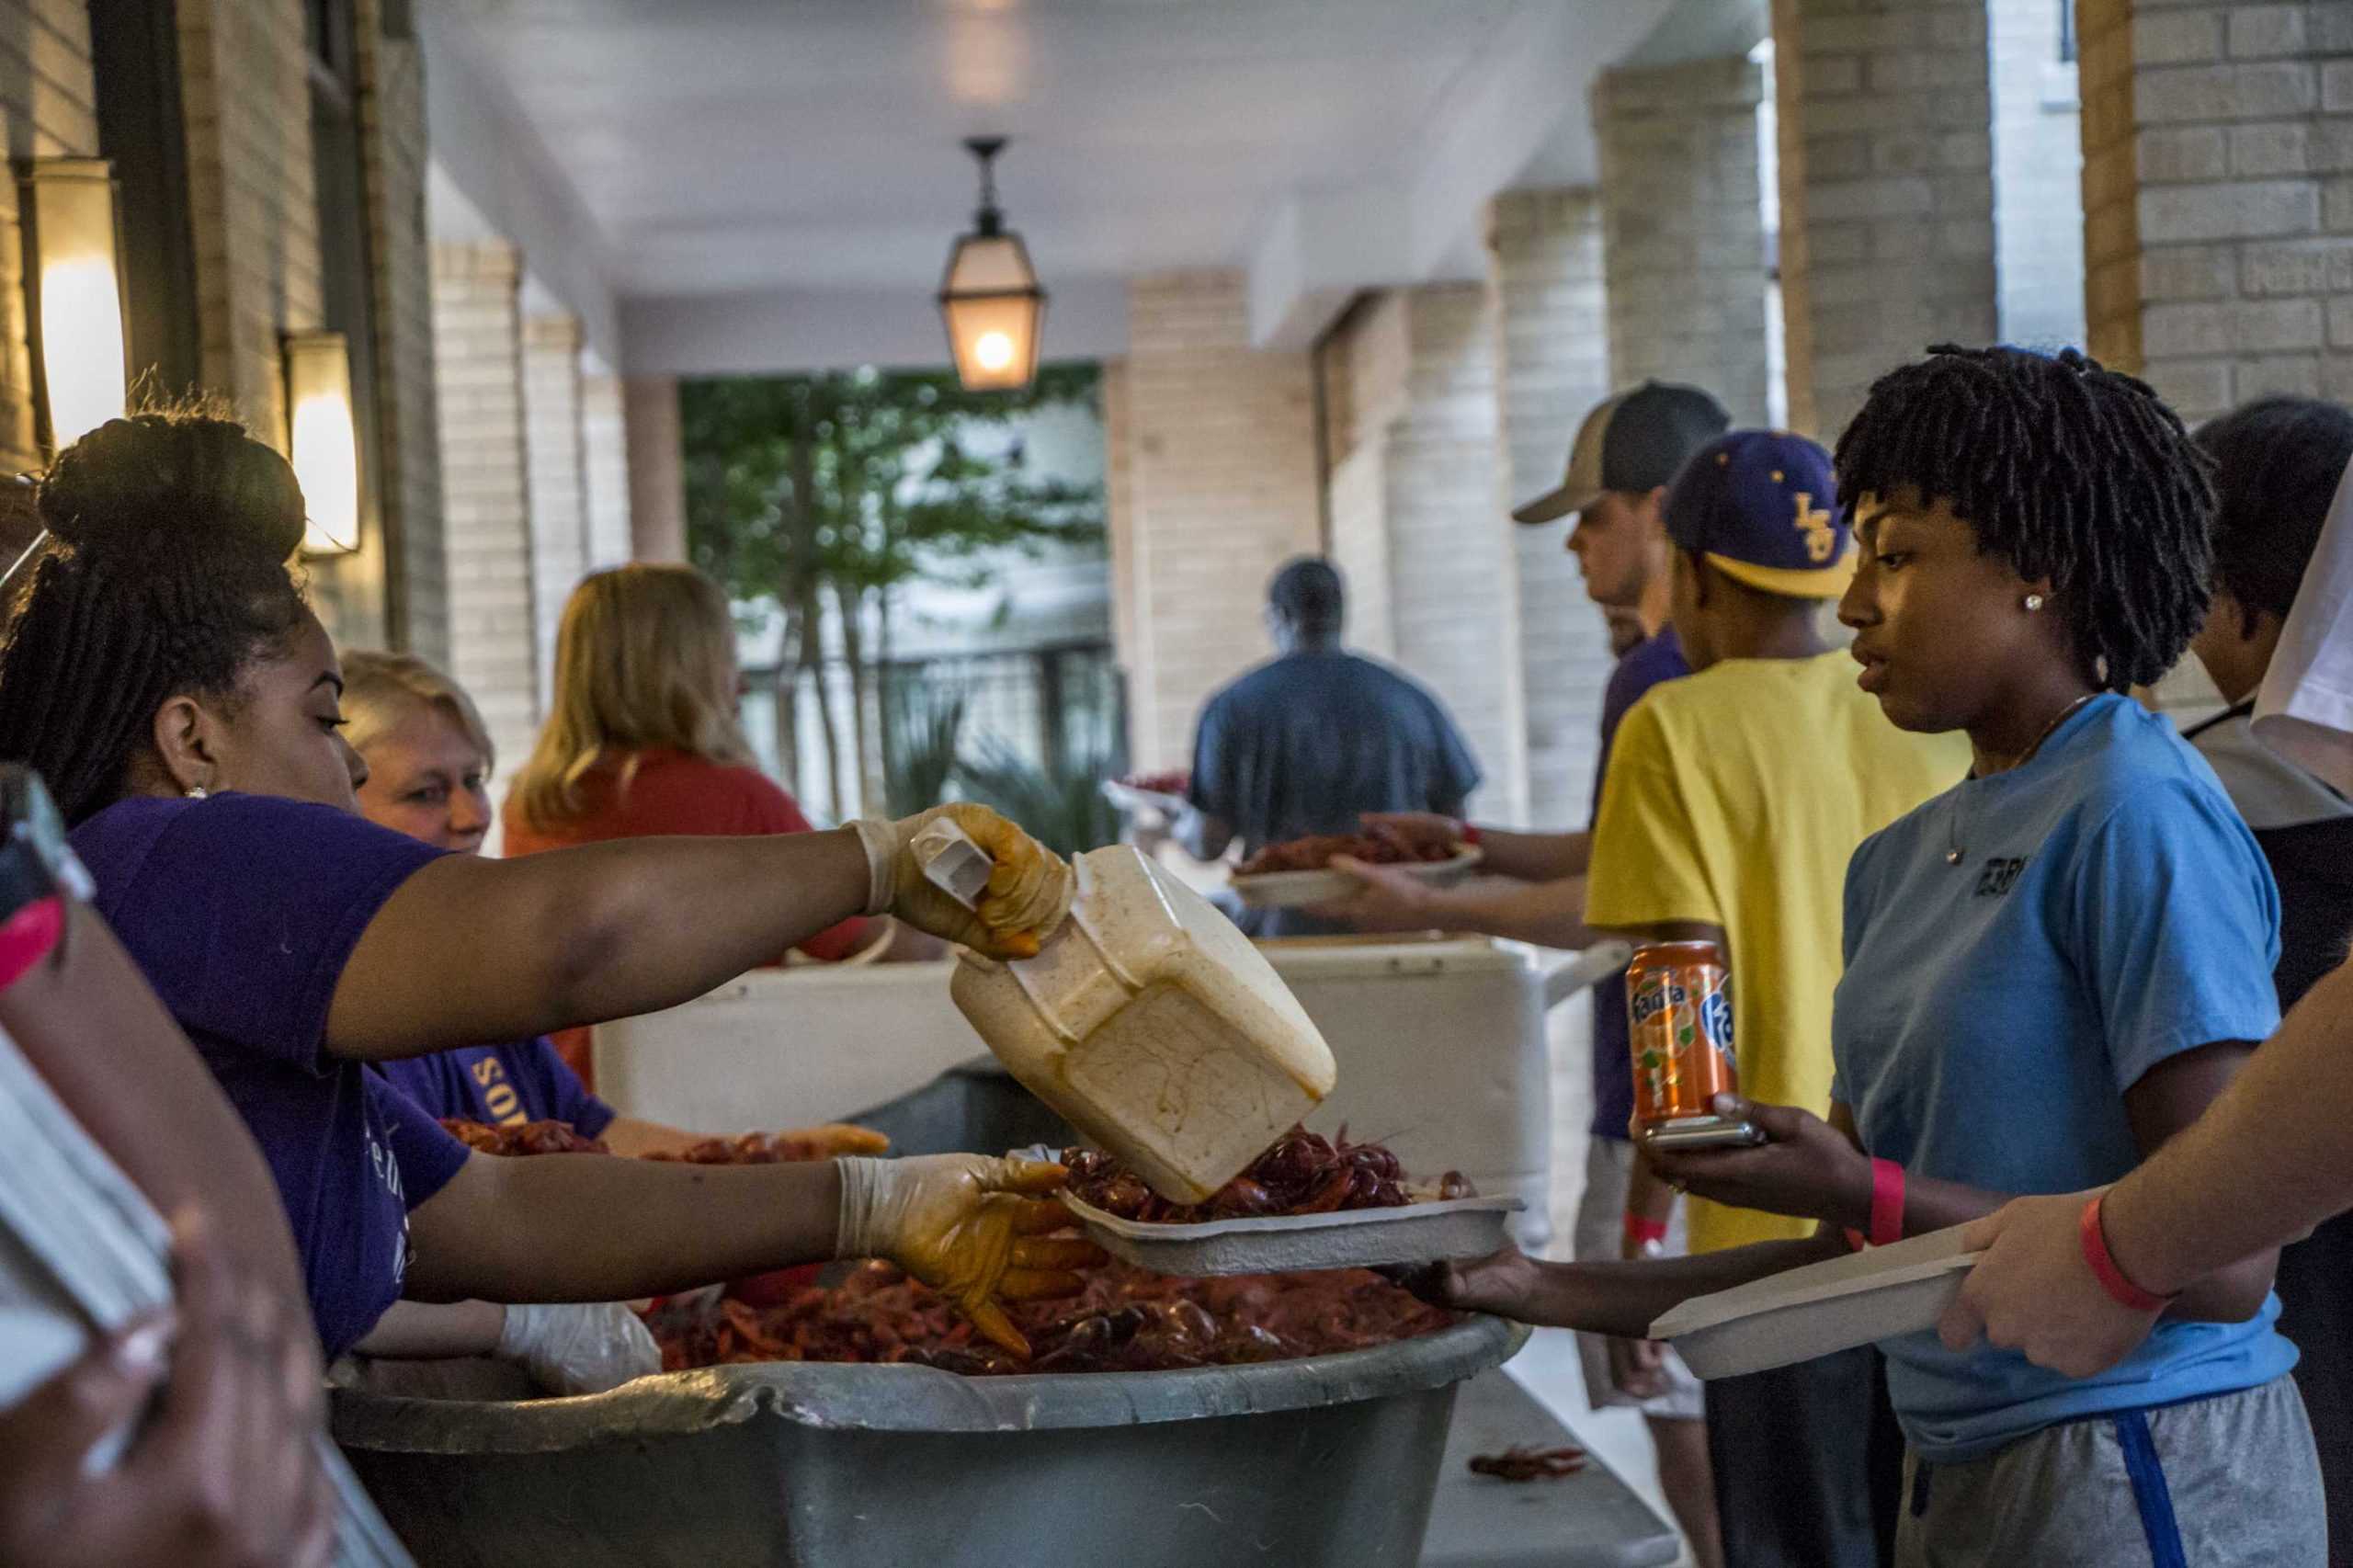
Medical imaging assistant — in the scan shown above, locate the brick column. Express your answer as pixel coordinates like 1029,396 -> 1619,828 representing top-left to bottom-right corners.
580,372 -> 634,570
1489,188 -> 1619,833
1593,57 -> 1774,425
2080,0 -> 2353,425
356,0 -> 449,664
431,242 -> 538,778
1106,270 -> 1321,770
1321,286 -> 1529,824
1773,0 -> 1999,437
177,0 -> 321,435
622,376 -> 687,563
521,314 -> 587,705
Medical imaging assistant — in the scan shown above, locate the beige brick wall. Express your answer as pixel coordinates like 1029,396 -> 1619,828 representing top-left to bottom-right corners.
0,0 -> 99,472
432,241 -> 539,778
1773,0 -> 2000,438
1594,57 -> 1774,426
1320,285 -> 1529,824
521,313 -> 587,705
580,371 -> 634,570
355,0 -> 448,665
2082,0 -> 2353,424
178,0 -> 320,435
1108,270 -> 1322,770
1488,187 -> 1619,833
175,0 -> 443,659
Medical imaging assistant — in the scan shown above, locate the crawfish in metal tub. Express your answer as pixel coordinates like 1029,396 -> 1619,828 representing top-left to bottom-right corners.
644,1261 -> 1455,1377
1061,1125 -> 1472,1222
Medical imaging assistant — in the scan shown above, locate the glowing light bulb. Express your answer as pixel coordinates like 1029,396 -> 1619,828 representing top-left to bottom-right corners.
973,330 -> 1017,372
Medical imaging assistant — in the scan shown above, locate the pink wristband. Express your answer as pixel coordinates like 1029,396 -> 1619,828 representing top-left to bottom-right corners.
1623,1214 -> 1668,1248
2079,1194 -> 2174,1313
1869,1158 -> 1905,1249
0,896 -> 63,995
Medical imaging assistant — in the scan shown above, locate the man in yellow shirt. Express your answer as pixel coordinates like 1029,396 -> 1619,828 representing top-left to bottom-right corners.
1585,429 -> 1969,1568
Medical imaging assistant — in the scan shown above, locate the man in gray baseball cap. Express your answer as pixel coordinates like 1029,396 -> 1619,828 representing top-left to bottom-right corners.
1511,380 -> 1736,527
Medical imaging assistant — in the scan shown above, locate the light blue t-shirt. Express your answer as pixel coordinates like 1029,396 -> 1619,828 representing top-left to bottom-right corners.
1834,694 -> 2293,1461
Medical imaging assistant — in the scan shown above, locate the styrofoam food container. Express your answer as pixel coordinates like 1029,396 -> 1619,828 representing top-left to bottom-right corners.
1100,778 -> 1188,816
1232,846 -> 1483,909
928,831 -> 1339,1205
1058,1190 -> 1526,1277
1649,1225 -> 1982,1380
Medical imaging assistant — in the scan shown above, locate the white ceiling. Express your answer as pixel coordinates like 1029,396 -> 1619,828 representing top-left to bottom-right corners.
423,0 -> 1704,371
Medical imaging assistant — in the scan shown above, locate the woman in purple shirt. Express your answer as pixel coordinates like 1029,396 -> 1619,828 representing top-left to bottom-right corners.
0,412 -> 1091,1364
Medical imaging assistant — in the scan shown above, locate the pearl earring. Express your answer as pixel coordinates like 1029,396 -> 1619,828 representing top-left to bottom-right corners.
2023,594 -> 2044,612
184,784 -> 208,801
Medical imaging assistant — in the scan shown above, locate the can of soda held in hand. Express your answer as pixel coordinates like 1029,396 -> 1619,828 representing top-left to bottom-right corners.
1627,940 -> 1762,1149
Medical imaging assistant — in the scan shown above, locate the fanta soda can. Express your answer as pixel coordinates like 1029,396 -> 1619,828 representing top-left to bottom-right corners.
1626,940 -> 1761,1148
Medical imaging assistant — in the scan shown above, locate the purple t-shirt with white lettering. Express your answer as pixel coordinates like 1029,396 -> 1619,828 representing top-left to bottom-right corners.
374,1040 -> 613,1137
70,792 -> 473,1358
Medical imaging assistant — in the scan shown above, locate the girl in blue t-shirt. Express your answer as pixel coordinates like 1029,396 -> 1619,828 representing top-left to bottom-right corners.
1421,347 -> 2321,1566
0,413 -> 1096,1368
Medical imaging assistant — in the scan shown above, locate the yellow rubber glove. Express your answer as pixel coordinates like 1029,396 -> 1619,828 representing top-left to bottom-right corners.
835,1154 -> 1104,1358
848,803 -> 1073,960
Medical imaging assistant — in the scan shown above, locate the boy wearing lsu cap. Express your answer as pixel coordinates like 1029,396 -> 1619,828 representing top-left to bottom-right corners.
1584,432 -> 1968,1568
1317,381 -> 1734,1565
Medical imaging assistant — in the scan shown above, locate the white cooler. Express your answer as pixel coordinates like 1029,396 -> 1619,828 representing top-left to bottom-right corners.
593,937 -> 1619,1251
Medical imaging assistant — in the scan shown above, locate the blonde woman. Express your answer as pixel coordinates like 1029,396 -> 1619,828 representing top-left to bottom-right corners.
344,649 -> 883,1165
502,566 -> 935,1079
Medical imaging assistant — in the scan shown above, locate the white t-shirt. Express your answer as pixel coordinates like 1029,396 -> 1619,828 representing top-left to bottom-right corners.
2187,707 -> 2353,832
2256,457 -> 2353,793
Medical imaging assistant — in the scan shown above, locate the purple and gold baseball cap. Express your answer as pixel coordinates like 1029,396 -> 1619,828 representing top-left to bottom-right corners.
1512,381 -> 1732,525
1664,430 -> 1854,599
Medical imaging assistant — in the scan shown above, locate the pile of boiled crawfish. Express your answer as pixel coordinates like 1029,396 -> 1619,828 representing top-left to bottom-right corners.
442,1118 -> 1459,1377
1233,824 -> 1460,877
642,1127 -> 889,1164
439,1122 -> 884,1163
644,1259 -> 1453,1377
1061,1124 -> 1472,1224
439,1119 -> 609,1157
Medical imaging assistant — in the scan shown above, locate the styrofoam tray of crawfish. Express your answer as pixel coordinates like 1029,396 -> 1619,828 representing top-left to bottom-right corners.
1054,1189 -> 1526,1278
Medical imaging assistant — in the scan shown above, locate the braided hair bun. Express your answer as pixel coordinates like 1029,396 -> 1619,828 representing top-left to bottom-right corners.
40,413 -> 306,562
0,411 -> 313,824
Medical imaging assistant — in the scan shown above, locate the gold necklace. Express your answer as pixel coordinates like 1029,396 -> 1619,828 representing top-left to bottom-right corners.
1945,693 -> 2098,867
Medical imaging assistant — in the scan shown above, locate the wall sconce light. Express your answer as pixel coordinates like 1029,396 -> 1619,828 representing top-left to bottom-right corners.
283,332 -> 360,555
938,137 -> 1046,392
20,159 -> 127,453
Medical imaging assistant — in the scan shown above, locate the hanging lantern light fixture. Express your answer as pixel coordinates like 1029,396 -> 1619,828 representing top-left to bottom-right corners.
938,136 -> 1046,392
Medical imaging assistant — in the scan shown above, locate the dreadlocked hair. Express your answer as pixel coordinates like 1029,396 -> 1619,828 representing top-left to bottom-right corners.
0,411 -> 310,824
1832,345 -> 2215,693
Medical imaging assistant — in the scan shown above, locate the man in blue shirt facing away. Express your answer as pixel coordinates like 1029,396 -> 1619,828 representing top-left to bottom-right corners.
1171,556 -> 1480,937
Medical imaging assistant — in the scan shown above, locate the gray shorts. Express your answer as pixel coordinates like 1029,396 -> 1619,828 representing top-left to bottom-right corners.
1894,1374 -> 2324,1567
1571,1135 -> 1705,1421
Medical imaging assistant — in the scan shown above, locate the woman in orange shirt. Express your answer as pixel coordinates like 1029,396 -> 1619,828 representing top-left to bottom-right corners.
502,565 -> 935,1078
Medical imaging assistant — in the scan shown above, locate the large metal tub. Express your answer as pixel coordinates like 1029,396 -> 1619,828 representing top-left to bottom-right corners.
335,1315 -> 1527,1568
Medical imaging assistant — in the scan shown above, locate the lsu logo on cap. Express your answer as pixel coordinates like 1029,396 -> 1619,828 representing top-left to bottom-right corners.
1793,492 -> 1837,562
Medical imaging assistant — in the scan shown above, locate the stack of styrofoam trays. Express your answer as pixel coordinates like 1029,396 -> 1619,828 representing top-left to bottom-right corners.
0,1027 -> 415,1568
